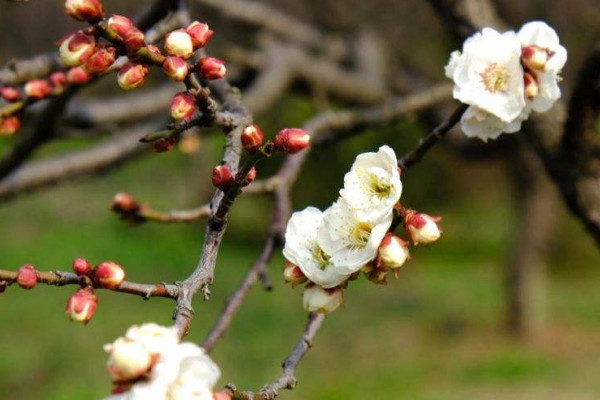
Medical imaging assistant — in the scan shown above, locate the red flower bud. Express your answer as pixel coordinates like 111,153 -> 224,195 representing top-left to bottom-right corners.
378,233 -> 410,270
106,14 -> 133,40
123,27 -> 146,53
153,137 -> 176,153
143,44 -> 165,64
196,57 -> 226,80
64,0 -> 104,22
164,29 -> 194,59
405,211 -> 442,245
187,21 -> 214,48
117,62 -> 148,90
95,261 -> 126,289
59,32 -> 95,67
522,45 -> 549,71
241,124 -> 264,153
212,165 -> 234,191
524,72 -> 539,100
24,79 -> 51,100
169,92 -> 196,121
112,192 -> 140,213
1,86 -> 21,102
283,260 -> 307,287
84,45 -> 116,74
162,56 -> 189,81
67,66 -> 93,84
49,72 -> 68,88
16,264 -> 37,289
241,167 -> 257,187
0,116 -> 20,136
72,258 -> 92,276
273,128 -> 310,154
66,287 -> 98,324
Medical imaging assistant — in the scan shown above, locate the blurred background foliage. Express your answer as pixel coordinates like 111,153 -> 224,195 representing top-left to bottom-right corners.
2,1 -> 600,399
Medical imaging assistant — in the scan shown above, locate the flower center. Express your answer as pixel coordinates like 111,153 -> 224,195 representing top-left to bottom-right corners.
358,168 -> 392,199
481,63 -> 509,93
350,222 -> 372,249
311,245 -> 331,270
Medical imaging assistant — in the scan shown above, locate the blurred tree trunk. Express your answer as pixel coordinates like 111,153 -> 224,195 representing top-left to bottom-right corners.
505,144 -> 558,338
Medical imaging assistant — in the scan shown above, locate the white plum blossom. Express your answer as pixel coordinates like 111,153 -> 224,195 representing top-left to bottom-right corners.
460,105 -> 530,142
339,145 -> 402,221
283,207 -> 352,288
317,200 -> 393,275
303,284 -> 343,314
518,21 -> 567,112
445,28 -> 525,122
102,323 -> 221,400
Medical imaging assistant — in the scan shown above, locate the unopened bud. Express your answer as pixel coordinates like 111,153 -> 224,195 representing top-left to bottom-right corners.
522,45 -> 549,71
142,44 -> 165,64
302,284 -> 343,314
241,167 -> 257,187
66,287 -> 98,324
84,46 -> 116,74
67,66 -> 92,84
405,212 -> 442,245
366,265 -> 388,285
72,258 -> 92,276
153,137 -> 176,153
24,79 -> 51,99
16,264 -> 37,289
95,261 -> 125,289
162,56 -> 189,81
0,116 -> 20,136
241,124 -> 264,153
59,32 -> 95,67
106,338 -> 154,382
117,62 -> 148,90
212,165 -> 234,192
187,21 -> 214,48
524,72 -> 539,100
283,261 -> 307,287
106,14 -> 133,40
213,391 -> 232,400
169,92 -> 196,121
64,0 -> 104,22
112,192 -> 140,213
123,27 -> 146,53
196,57 -> 226,80
273,128 -> 310,154
1,86 -> 21,102
164,29 -> 194,59
378,233 -> 410,269
49,72 -> 68,88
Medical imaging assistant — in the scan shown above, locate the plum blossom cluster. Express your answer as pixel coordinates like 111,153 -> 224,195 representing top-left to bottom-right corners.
445,21 -> 567,141
283,146 -> 442,314
102,323 -> 229,400
1,0 -> 225,151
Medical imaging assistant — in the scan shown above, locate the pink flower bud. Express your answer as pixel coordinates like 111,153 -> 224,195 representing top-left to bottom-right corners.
186,21 -> 214,48
64,0 -> 104,22
106,14 -> 133,40
144,44 -> 165,64
302,284 -> 343,314
196,57 -> 226,80
16,264 -> 37,289
169,92 -> 196,121
117,62 -> 148,90
1,86 -> 21,102
283,261 -> 307,287
405,212 -> 442,245
123,27 -> 146,53
65,287 -> 98,324
0,116 -> 20,136
273,128 -> 310,154
378,233 -> 410,269
241,124 -> 264,153
162,56 -> 189,81
112,192 -> 140,213
67,66 -> 93,84
164,29 -> 194,59
241,167 -> 257,187
213,391 -> 232,400
153,137 -> 176,153
522,45 -> 549,71
95,261 -> 125,289
59,32 -> 95,66
84,46 -> 116,74
106,338 -> 154,382
212,165 -> 234,191
524,72 -> 539,100
72,258 -> 92,276
24,79 -> 51,99
49,72 -> 68,88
